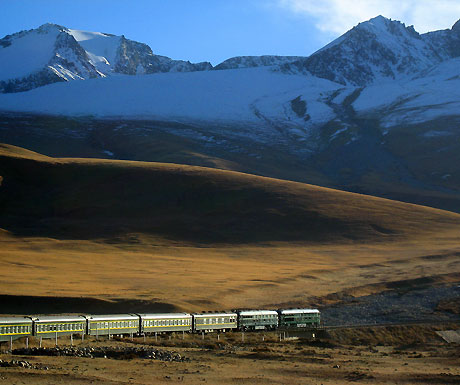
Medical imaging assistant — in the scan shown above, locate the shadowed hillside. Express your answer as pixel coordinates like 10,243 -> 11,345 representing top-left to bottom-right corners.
0,143 -> 459,244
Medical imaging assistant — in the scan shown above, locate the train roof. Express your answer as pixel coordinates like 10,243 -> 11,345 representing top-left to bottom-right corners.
85,314 -> 139,321
279,309 -> 320,315
0,317 -> 33,324
32,315 -> 86,322
238,310 -> 278,316
137,313 -> 191,319
193,313 -> 237,318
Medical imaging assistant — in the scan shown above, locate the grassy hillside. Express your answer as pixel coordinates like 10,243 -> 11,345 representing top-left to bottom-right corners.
1,143 -> 459,244
1,143 -> 460,311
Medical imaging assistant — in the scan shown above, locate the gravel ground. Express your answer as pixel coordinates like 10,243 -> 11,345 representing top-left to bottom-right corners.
322,284 -> 460,326
12,346 -> 189,362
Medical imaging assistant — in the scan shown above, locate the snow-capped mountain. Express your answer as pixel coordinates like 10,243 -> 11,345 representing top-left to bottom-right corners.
0,23 -> 212,93
281,15 -> 460,86
2,16 -> 460,213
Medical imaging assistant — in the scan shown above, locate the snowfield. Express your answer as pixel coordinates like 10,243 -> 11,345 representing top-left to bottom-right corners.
68,29 -> 121,73
0,67 -> 341,128
353,57 -> 460,127
0,26 -> 59,81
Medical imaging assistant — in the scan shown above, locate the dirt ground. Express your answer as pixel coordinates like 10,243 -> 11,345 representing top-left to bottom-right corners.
1,327 -> 459,384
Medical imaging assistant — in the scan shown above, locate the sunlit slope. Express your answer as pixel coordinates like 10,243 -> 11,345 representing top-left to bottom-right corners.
0,143 -> 459,244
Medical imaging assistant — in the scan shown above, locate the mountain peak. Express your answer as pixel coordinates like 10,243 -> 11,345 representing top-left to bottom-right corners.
37,23 -> 65,33
0,23 -> 214,93
357,15 -> 414,35
452,19 -> 460,32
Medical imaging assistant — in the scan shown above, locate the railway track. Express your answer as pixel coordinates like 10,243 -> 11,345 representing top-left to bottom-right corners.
322,318 -> 460,330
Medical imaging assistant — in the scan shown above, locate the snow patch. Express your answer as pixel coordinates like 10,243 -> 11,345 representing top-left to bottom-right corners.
0,27 -> 59,81
68,29 -> 121,73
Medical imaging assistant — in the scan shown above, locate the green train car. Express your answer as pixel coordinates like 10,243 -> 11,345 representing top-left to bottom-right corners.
237,310 -> 278,330
193,313 -> 237,332
86,314 -> 139,337
0,317 -> 33,342
33,316 -> 86,339
278,309 -> 320,328
138,313 -> 192,334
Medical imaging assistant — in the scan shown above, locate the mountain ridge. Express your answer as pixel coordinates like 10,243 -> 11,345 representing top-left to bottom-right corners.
4,16 -> 460,93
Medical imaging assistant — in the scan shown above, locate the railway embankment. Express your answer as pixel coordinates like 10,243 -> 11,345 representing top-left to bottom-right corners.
321,284 -> 460,326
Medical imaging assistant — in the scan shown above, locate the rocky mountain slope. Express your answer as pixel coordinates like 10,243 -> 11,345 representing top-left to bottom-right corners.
281,15 -> 460,86
0,23 -> 212,93
213,55 -> 303,70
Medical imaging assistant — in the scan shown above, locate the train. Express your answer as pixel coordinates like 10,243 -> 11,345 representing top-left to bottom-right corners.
0,308 -> 320,342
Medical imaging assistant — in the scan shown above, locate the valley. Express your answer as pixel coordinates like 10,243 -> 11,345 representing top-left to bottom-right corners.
2,9 -> 460,385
